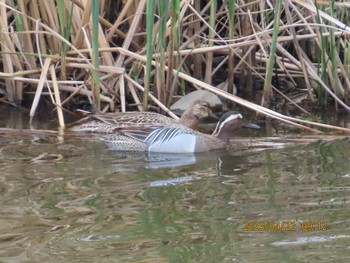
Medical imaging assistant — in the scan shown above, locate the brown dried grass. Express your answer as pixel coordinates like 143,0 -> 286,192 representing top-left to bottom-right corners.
0,0 -> 350,132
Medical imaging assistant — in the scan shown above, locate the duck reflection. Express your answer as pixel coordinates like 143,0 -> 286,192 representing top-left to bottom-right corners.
108,148 -> 263,177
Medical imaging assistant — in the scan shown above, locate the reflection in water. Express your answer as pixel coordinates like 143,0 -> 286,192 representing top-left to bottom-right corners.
0,121 -> 350,262
77,234 -> 122,242
271,234 -> 350,246
149,176 -> 195,187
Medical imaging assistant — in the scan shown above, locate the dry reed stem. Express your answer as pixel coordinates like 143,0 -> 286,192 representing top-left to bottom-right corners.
41,0 -> 59,52
310,14 -> 343,96
115,0 -> 146,67
0,0 -> 23,103
72,0 -> 91,49
178,72 -> 350,133
124,74 -> 179,119
119,47 -> 350,133
127,81 -> 143,112
14,77 -> 84,85
29,58 -> 51,123
275,40 -> 350,111
97,23 -> 114,67
50,64 -> 65,128
56,23 -> 346,57
30,0 -> 48,55
293,0 -> 350,32
1,0 -> 350,132
0,1 -> 120,111
17,1 -> 36,68
119,74 -> 126,112
65,63 -> 124,74
271,87 -> 313,117
59,85 -> 114,105
106,0 -> 134,42
113,0 -> 146,109
284,1 -> 316,103
71,0 -> 140,49
0,2 -> 93,65
0,70 -> 42,78
174,10 -> 350,113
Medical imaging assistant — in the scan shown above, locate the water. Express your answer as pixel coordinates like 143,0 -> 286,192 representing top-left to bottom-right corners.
1,107 -> 350,262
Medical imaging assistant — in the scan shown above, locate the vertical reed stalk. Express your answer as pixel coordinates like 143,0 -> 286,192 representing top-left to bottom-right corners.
156,0 -> 168,104
284,2 -> 316,104
204,0 -> 216,84
193,0 -> 202,80
143,0 -> 155,110
261,0 -> 282,107
328,0 -> 344,101
315,3 -> 329,107
227,0 -> 235,96
0,1 -> 16,103
91,0 -> 100,113
166,0 -> 181,106
50,64 -> 65,128
10,0 -> 23,42
57,0 -> 73,80
345,42 -> 350,88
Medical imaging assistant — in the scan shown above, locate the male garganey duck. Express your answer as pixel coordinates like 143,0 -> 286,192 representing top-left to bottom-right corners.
99,111 -> 260,153
69,100 -> 211,133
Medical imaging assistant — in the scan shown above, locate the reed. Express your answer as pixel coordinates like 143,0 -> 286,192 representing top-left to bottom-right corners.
261,0 -> 282,108
91,0 -> 100,113
166,0 -> 181,107
155,0 -> 169,104
56,0 -> 72,80
227,0 -> 235,96
143,0 -> 155,110
0,0 -> 350,132
204,0 -> 216,84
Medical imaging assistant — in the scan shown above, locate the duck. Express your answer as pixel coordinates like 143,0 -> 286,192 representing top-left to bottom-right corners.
99,111 -> 260,153
69,100 -> 212,133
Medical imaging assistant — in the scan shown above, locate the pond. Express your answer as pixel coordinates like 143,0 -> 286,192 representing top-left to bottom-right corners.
1,106 -> 350,262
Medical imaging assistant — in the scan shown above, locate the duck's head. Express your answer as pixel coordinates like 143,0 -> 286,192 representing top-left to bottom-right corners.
189,100 -> 212,119
212,111 -> 260,142
180,100 -> 212,129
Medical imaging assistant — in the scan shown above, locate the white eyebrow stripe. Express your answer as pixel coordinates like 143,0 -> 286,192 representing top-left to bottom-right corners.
214,113 -> 242,135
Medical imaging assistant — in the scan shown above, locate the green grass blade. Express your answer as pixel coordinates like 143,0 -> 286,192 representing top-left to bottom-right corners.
262,0 -> 282,106
156,0 -> 169,103
91,0 -> 100,112
143,0 -> 155,110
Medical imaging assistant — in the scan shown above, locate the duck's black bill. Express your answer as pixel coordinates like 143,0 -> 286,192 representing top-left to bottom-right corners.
243,123 -> 261,129
209,112 -> 220,120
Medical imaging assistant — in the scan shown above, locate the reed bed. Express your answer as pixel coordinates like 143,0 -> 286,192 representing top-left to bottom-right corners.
0,0 -> 350,132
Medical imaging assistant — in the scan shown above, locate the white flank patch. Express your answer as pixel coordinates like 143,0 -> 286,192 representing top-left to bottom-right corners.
148,134 -> 196,153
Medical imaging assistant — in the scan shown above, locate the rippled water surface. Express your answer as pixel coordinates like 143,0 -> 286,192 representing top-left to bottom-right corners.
1,107 -> 350,262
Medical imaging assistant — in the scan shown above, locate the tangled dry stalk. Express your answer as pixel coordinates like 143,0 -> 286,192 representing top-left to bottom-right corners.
0,0 -> 350,133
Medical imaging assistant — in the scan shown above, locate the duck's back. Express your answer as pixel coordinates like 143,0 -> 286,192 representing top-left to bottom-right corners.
69,112 -> 176,133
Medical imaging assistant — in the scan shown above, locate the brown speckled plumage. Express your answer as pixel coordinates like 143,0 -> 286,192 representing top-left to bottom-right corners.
69,100 -> 211,133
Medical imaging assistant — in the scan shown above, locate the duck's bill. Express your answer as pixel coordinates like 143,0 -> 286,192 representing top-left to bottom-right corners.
243,123 -> 261,129
209,112 -> 220,120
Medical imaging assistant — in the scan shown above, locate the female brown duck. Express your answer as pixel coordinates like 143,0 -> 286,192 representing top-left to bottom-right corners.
69,100 -> 211,133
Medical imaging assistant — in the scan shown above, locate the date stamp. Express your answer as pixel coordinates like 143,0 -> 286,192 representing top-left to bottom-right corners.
243,221 -> 327,231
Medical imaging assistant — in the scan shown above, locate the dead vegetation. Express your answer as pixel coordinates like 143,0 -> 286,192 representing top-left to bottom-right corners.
0,0 -> 350,132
